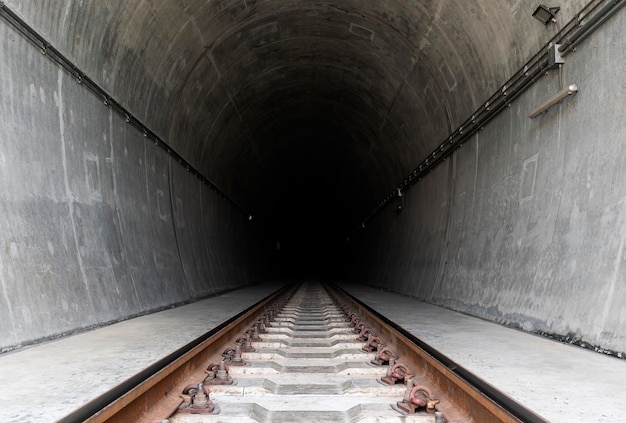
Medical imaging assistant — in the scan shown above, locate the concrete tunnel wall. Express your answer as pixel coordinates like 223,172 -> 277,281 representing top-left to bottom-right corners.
349,10 -> 626,354
1,1 -> 625,355
0,3 -> 265,351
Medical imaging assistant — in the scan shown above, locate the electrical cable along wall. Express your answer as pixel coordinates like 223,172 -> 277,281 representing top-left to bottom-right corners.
354,0 -> 626,230
0,4 -> 251,215
0,4 -> 264,353
350,0 -> 626,356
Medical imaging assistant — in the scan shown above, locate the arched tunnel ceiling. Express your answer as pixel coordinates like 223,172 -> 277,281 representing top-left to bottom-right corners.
9,0 -> 588,244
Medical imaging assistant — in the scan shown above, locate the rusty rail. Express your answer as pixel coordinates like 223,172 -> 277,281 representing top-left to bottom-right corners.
59,282 -> 547,423
328,283 -> 549,423
58,285 -> 294,423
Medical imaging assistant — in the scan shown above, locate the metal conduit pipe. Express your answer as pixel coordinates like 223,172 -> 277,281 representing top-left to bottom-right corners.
0,2 -> 251,218
559,0 -> 626,56
354,0 -> 625,232
367,68 -> 548,226
356,57 -> 550,229
410,61 -> 548,181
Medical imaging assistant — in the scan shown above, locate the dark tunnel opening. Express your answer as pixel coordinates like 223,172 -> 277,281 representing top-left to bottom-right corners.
258,145 -> 365,279
1,0 -> 626,361
237,83 -> 384,279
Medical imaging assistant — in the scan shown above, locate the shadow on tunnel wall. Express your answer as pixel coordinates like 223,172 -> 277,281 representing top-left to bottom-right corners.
0,16 -> 269,352
345,8 -> 626,356
2,0 -> 626,359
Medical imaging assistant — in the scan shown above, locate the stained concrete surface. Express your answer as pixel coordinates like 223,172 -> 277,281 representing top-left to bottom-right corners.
4,280 -> 624,422
342,283 -> 626,423
0,282 -> 284,423
349,7 -> 626,354
0,12 -> 264,352
169,282 -> 433,423
1,0 -> 626,394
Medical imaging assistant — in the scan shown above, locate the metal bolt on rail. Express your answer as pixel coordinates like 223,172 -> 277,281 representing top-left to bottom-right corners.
204,361 -> 233,385
357,326 -> 375,342
350,314 -> 360,327
369,343 -> 385,365
371,345 -> 398,366
395,383 -> 439,415
381,362 -> 414,385
222,345 -> 246,366
245,325 -> 262,341
380,358 -> 397,384
354,321 -> 366,334
178,383 -> 218,415
232,345 -> 245,365
362,334 -> 382,352
361,333 -> 383,352
261,315 -> 272,328
216,361 -> 232,383
235,333 -> 255,352
400,378 -> 414,403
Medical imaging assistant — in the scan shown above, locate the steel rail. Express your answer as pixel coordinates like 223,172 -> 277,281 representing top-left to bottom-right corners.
57,285 -> 293,423
58,281 -> 549,423
328,283 -> 549,423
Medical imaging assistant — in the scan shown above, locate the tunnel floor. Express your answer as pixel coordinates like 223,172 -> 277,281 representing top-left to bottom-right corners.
0,281 -> 624,423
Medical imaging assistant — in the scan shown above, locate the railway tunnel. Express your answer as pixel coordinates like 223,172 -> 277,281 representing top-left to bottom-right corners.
0,0 -> 625,421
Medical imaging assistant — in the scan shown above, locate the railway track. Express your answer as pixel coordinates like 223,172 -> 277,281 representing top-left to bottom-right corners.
65,282 -> 547,423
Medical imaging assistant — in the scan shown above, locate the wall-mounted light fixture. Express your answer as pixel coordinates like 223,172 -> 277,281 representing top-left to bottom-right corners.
529,84 -> 578,118
532,5 -> 560,24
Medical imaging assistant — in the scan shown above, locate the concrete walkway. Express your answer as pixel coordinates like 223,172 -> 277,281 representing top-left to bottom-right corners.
340,282 -> 625,423
1,280 -> 623,422
0,282 -> 286,423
